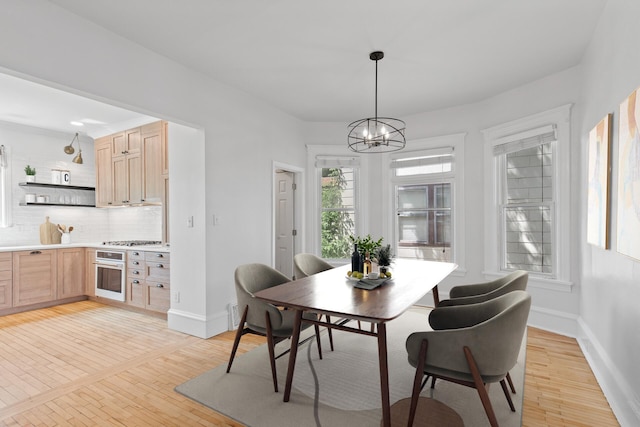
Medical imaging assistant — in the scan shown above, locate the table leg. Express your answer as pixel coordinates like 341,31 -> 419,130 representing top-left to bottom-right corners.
377,322 -> 391,427
283,309 -> 303,402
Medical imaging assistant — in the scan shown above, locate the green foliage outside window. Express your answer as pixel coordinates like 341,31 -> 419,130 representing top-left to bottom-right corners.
321,168 -> 354,259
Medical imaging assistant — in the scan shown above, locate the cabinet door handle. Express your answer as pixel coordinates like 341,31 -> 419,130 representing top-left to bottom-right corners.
133,280 -> 140,284
156,264 -> 164,268
155,253 -> 163,258
30,250 -> 42,255
133,261 -> 139,265
133,252 -> 139,256
133,270 -> 139,275
156,283 -> 164,288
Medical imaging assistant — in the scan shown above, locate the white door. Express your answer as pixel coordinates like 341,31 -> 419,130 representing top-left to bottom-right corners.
275,170 -> 295,278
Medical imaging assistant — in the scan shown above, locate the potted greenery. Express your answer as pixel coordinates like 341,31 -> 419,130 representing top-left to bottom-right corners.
376,244 -> 393,274
24,165 -> 36,182
349,234 -> 383,259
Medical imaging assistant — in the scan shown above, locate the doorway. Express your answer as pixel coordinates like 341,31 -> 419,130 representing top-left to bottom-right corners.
273,164 -> 303,279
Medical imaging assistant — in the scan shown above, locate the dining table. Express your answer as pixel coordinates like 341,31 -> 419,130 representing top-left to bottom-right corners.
254,258 -> 457,427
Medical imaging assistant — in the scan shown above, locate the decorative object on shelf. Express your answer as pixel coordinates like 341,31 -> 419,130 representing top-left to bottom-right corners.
51,169 -> 61,184
347,51 -> 406,153
64,132 -> 83,164
61,170 -> 71,185
24,164 -> 36,182
376,244 -> 394,274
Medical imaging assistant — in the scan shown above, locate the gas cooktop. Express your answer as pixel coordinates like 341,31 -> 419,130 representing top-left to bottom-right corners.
102,240 -> 162,247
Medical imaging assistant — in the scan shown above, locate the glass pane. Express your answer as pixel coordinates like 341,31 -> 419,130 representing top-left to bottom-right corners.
321,211 -> 355,259
505,143 -> 553,204
398,187 -> 427,209
396,182 -> 452,262
321,167 -> 354,209
504,206 -> 552,273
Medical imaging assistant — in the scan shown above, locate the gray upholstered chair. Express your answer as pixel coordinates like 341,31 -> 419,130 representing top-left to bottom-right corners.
293,253 -> 333,279
226,263 -> 323,392
438,270 -> 528,307
293,253 -> 336,350
436,270 -> 528,394
405,290 -> 531,427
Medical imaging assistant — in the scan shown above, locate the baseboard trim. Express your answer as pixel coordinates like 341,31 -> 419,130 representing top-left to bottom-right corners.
527,304 -> 579,337
576,317 -> 639,427
167,308 -> 228,339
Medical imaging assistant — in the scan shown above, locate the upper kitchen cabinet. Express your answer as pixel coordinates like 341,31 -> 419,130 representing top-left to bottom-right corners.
95,137 -> 113,207
94,120 -> 168,207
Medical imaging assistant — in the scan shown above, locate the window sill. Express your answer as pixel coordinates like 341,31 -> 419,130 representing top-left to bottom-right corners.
482,270 -> 573,293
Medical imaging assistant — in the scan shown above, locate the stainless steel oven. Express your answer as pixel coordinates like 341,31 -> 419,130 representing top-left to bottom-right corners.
95,250 -> 126,301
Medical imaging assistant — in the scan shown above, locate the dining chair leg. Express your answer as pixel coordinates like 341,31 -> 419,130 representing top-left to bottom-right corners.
325,315 -> 335,351
464,346 -> 499,427
314,324 -> 323,360
506,371 -> 516,393
265,312 -> 279,392
408,339 -> 429,427
500,379 -> 516,411
226,305 -> 248,373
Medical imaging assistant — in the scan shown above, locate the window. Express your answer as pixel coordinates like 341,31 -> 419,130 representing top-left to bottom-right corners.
316,156 -> 360,260
0,145 -> 10,228
496,131 -> 555,273
389,142 -> 462,265
483,105 -> 572,283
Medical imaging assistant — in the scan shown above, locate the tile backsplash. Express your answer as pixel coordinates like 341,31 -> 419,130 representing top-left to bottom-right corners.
0,121 -> 162,246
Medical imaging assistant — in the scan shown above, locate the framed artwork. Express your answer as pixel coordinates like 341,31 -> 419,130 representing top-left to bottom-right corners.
587,113 -> 612,249
617,86 -> 640,260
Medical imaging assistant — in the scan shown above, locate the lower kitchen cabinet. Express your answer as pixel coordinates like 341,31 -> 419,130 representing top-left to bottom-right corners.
127,250 -> 170,314
13,249 -> 57,307
57,247 -> 85,299
85,248 -> 96,297
0,253 -> 12,310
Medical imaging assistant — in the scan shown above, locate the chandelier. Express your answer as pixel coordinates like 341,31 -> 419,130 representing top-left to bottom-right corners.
348,51 -> 406,153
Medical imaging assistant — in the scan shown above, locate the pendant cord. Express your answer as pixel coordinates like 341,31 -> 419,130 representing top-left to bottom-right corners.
374,59 -> 378,121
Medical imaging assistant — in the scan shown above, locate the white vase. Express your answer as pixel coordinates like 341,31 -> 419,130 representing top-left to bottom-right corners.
26,175 -> 36,182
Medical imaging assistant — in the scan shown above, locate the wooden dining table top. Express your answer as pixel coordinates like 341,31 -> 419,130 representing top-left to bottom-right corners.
255,258 -> 458,322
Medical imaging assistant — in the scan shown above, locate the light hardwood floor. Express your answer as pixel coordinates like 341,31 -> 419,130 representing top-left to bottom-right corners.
0,301 -> 619,426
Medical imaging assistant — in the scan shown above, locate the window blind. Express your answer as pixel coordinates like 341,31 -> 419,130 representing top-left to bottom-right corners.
390,147 -> 453,169
315,156 -> 360,168
492,125 -> 556,156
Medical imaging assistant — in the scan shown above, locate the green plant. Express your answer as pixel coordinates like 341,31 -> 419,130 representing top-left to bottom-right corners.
24,165 -> 36,175
349,234 -> 383,259
376,244 -> 393,267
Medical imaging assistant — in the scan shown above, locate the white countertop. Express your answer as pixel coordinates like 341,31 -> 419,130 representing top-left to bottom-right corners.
0,243 -> 170,253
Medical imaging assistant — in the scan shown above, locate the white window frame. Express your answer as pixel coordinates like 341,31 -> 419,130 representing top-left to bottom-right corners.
307,145 -> 368,262
382,133 -> 466,273
482,104 -> 572,287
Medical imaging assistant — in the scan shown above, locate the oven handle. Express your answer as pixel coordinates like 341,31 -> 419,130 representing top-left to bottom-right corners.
95,261 -> 125,268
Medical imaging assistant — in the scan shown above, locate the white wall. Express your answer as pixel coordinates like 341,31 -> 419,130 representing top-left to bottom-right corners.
577,0 -> 640,425
0,0 -> 307,338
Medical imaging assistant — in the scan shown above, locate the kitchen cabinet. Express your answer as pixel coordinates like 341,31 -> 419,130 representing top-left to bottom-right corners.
95,121 -> 168,210
57,247 -> 85,299
141,121 -> 166,204
127,250 -> 146,308
0,253 -> 12,310
126,249 -> 170,313
13,249 -> 57,307
95,137 -> 113,207
85,248 -> 96,297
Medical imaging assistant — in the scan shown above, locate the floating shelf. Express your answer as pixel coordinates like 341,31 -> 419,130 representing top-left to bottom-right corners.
19,202 -> 96,207
19,182 -> 95,191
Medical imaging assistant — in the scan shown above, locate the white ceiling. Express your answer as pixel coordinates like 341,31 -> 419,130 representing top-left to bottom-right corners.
1,0 -> 607,134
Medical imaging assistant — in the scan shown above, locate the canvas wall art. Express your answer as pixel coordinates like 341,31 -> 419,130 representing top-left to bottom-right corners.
587,113 -> 612,249
617,87 -> 640,260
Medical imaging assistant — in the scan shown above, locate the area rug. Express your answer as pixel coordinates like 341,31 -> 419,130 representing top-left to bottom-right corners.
176,307 -> 526,426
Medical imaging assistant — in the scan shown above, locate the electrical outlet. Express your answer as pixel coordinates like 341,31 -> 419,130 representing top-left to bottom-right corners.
173,291 -> 180,303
